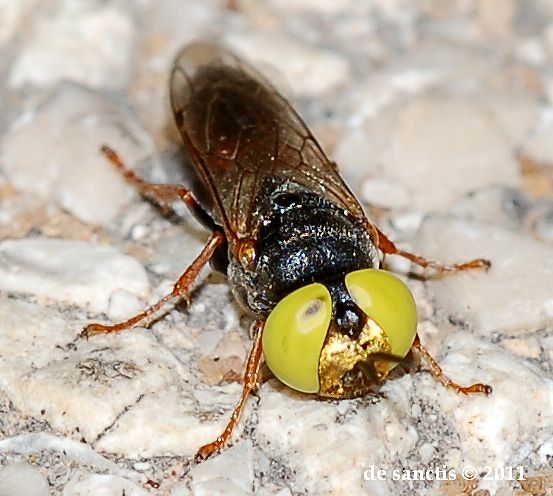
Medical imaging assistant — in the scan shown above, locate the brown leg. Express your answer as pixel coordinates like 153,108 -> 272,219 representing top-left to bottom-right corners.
195,320 -> 265,461
412,335 -> 492,395
102,145 -> 192,209
102,145 -> 216,229
81,231 -> 225,337
374,226 -> 491,273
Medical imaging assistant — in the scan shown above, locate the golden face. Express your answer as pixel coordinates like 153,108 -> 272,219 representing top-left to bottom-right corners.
262,269 -> 418,398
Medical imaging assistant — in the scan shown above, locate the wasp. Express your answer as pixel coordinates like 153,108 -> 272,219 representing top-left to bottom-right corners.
82,42 -> 492,461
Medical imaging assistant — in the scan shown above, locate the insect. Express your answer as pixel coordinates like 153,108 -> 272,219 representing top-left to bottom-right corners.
82,42 -> 492,461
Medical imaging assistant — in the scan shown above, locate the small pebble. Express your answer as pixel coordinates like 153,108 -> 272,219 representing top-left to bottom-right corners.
9,2 -> 134,88
0,463 -> 49,496
0,238 -> 149,313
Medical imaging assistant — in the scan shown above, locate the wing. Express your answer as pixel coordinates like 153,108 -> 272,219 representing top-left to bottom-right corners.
169,42 -> 366,243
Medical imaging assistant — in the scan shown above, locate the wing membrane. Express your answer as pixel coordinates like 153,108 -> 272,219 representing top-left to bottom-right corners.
170,42 -> 365,242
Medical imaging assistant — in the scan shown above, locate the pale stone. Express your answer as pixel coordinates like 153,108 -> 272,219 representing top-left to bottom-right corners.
1,0 -> 553,493
225,32 -> 350,96
360,178 -> 411,209
0,238 -> 150,313
477,0 -> 515,39
0,463 -> 49,496
544,22 -> 553,59
384,248 -> 418,274
265,0 -> 356,16
334,127 -> 382,185
0,0 -> 40,44
95,384 -> 239,458
4,328 -> 189,442
532,205 -> 553,243
169,481 -> 191,496
371,0 -> 417,24
137,1 -> 217,67
421,17 -> 484,46
124,1 -> 218,139
214,331 -> 248,362
107,289 -> 145,321
189,441 -> 254,496
520,113 -> 553,165
149,226 -> 208,279
0,298 -> 189,442
389,211 -> 425,236
418,333 -> 553,492
9,2 -> 134,88
0,433 -> 142,480
0,83 -> 152,225
484,93 -> 539,146
539,335 -> 553,362
132,462 -> 151,472
450,187 -> 530,231
384,96 -> 520,211
0,299 -> 75,381
256,381 -> 418,495
412,218 -> 553,333
119,203 -> 154,239
501,336 -> 542,359
63,473 -> 149,496
515,37 -> 547,66
418,442 -> 435,464
339,68 -> 443,125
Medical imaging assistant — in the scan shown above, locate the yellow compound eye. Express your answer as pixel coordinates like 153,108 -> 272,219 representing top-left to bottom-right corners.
262,283 -> 332,393
345,269 -> 417,358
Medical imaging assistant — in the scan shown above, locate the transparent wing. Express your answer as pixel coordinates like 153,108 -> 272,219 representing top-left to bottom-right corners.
170,42 -> 366,242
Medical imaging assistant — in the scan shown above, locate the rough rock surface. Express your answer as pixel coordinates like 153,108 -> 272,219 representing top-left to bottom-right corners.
1,1 -> 553,495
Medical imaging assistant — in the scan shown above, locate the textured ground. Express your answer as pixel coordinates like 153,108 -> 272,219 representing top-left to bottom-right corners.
1,1 -> 553,495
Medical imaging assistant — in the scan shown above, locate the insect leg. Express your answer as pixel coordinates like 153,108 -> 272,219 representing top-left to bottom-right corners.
412,335 -> 492,395
195,320 -> 264,461
101,145 -> 216,229
81,230 -> 225,337
374,226 -> 491,273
